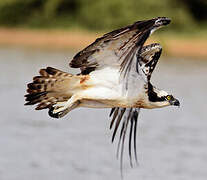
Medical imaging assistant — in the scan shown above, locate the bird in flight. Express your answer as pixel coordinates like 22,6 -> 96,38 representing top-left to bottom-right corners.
25,17 -> 180,174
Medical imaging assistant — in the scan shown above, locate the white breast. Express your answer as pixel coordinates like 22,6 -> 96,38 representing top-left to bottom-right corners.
84,67 -> 123,99
78,66 -> 146,108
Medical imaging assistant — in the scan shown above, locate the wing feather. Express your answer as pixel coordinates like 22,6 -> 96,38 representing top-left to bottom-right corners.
69,20 -> 154,76
138,43 -> 162,81
109,107 -> 140,174
70,17 -> 170,84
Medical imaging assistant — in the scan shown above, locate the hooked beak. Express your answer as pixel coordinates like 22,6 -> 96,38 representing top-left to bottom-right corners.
170,98 -> 180,107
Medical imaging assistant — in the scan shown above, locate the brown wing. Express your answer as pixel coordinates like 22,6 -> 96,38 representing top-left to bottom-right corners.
69,17 -> 170,77
69,19 -> 156,75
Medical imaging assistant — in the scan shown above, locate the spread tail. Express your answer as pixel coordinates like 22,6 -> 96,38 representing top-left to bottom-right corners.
25,67 -> 75,117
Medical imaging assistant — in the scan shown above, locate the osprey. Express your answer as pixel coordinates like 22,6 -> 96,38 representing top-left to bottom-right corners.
25,17 -> 179,173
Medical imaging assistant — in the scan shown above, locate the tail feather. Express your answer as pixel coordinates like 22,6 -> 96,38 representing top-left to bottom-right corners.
25,67 -> 73,110
25,92 -> 47,105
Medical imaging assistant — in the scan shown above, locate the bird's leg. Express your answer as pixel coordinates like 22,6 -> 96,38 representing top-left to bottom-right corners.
49,95 -> 81,118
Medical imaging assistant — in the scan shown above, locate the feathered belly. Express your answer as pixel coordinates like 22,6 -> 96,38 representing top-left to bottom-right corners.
77,67 -> 144,108
80,96 -> 145,108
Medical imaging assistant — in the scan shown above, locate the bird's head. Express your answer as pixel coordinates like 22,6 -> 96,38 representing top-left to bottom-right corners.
146,82 -> 180,108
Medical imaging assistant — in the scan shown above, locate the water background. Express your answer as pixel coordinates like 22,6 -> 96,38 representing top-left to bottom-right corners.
0,47 -> 207,180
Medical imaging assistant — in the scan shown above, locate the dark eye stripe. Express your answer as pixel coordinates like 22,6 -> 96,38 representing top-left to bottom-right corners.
147,82 -> 165,102
148,91 -> 165,102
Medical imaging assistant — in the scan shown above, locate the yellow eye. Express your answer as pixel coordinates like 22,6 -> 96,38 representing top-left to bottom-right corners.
166,95 -> 171,100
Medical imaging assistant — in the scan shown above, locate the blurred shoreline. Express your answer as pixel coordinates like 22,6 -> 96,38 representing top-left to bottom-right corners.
0,27 -> 207,58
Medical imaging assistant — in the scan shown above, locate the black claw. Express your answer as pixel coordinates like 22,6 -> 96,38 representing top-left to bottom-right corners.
48,107 -> 61,118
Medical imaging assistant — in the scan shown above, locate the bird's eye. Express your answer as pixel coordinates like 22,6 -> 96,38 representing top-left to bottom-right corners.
166,95 -> 171,100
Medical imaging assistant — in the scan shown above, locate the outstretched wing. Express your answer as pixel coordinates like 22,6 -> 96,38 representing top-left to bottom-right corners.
70,17 -> 170,78
69,19 -> 158,76
138,43 -> 162,82
109,107 -> 140,176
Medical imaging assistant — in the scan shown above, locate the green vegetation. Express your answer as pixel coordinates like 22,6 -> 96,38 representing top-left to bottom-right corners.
0,0 -> 206,33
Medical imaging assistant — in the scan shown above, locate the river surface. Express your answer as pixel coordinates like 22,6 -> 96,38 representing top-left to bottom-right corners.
0,47 -> 207,180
